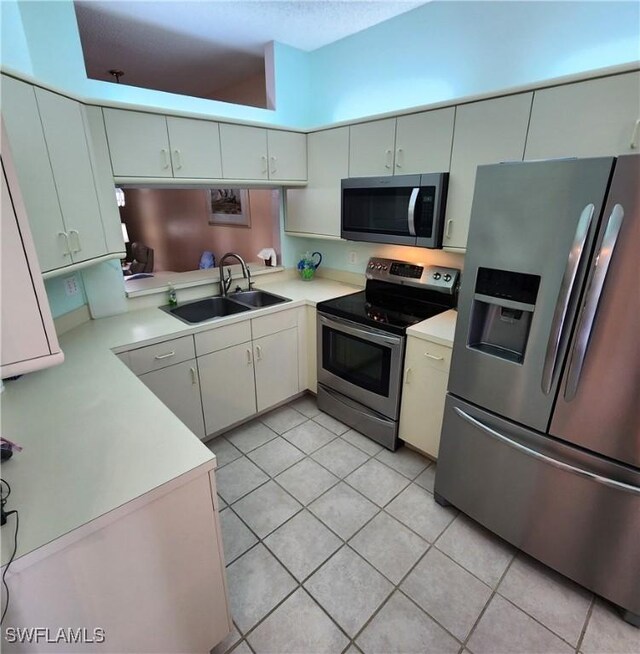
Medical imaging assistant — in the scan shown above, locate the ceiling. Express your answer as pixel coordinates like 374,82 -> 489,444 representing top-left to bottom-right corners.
74,1 -> 426,104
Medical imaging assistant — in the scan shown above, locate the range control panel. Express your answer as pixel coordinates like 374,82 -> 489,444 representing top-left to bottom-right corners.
366,257 -> 460,294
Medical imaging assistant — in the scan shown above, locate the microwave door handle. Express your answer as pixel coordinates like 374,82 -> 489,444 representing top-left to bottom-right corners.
564,204 -> 624,401
407,188 -> 419,237
541,203 -> 594,394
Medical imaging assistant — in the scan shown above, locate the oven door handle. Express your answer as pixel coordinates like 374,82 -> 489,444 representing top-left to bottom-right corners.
318,314 -> 403,346
407,187 -> 419,237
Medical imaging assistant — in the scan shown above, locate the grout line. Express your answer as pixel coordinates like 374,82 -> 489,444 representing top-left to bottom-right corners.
575,595 -> 595,653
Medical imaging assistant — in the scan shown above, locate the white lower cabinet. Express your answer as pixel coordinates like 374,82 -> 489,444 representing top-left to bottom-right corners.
139,359 -> 206,439
199,341 -> 257,436
399,337 -> 452,459
254,327 -> 299,412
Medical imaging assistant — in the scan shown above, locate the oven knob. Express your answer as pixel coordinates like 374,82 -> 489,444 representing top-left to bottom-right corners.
443,273 -> 452,282
433,272 -> 442,280
376,264 -> 383,270
382,265 -> 388,271
368,263 -> 375,269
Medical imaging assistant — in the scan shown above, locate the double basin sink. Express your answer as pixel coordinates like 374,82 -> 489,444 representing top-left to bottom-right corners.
163,289 -> 291,324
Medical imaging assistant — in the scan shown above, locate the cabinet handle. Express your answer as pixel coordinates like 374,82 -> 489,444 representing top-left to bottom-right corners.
255,345 -> 263,361
384,149 -> 393,169
445,219 -> 453,239
69,229 -> 81,253
396,148 -> 403,168
161,148 -> 170,169
261,155 -> 268,174
270,155 -> 277,174
246,348 -> 253,365
58,231 -> 72,257
404,367 -> 411,384
173,149 -> 182,169
425,353 -> 444,361
190,367 -> 197,385
631,119 -> 640,149
154,351 -> 176,360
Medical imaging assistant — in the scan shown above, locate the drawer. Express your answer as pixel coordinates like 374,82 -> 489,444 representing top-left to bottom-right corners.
407,337 -> 452,372
195,320 -> 252,357
251,308 -> 298,339
128,335 -> 195,375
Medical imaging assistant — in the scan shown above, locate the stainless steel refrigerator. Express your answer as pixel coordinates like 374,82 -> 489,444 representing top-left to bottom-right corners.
435,155 -> 640,625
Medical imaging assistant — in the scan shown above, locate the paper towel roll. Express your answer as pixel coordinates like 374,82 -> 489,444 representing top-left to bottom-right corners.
257,248 -> 277,267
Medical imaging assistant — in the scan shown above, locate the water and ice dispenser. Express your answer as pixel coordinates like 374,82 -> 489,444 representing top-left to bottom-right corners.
468,268 -> 540,364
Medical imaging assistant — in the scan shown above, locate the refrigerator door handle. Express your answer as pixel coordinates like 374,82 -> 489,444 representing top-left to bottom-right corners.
407,187 -> 419,237
541,203 -> 594,394
454,407 -> 640,495
564,204 -> 625,401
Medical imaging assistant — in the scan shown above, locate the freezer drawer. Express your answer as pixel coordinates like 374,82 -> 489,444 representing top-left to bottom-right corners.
436,394 -> 640,617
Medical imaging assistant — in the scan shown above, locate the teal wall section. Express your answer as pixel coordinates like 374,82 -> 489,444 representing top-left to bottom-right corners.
307,1 -> 640,125
0,0 -> 33,75
44,274 -> 88,320
12,0 -> 311,127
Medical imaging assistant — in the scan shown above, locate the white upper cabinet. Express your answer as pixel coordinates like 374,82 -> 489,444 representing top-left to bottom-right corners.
286,127 -> 349,237
34,88 -> 107,264
267,130 -> 307,181
103,109 -> 173,178
394,108 -> 455,174
1,76 -> 68,272
219,125 -> 306,181
524,72 -> 640,159
166,116 -> 223,178
349,118 -> 396,177
2,76 -> 121,274
219,124 -> 269,180
443,93 -> 533,251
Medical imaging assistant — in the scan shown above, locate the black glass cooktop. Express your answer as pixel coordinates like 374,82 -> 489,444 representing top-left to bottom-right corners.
317,282 -> 455,336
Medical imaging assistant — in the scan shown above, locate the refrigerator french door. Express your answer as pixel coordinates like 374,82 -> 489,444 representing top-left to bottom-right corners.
436,155 -> 640,625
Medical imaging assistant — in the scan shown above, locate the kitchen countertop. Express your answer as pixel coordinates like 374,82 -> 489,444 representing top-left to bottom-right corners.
407,309 -> 458,347
0,278 -> 360,567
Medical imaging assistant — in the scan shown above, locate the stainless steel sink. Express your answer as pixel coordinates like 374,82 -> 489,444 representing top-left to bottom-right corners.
163,297 -> 252,324
228,290 -> 291,308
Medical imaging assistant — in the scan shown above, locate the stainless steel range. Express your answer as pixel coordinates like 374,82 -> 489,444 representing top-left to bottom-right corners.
316,257 -> 459,451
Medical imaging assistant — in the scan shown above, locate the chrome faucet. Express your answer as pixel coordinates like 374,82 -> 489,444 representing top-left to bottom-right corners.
218,252 -> 252,296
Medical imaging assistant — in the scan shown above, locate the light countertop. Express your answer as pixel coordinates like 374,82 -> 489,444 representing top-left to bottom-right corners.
1,278 -> 360,566
407,309 -> 458,347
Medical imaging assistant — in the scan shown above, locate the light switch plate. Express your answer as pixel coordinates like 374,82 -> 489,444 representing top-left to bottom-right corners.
348,250 -> 358,264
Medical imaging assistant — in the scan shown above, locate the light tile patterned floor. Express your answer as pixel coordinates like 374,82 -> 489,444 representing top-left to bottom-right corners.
209,394 -> 640,654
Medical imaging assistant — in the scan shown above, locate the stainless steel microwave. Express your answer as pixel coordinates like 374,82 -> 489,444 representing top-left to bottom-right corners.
341,173 -> 449,248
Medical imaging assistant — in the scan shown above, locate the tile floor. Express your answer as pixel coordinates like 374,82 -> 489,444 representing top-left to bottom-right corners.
209,394 -> 640,654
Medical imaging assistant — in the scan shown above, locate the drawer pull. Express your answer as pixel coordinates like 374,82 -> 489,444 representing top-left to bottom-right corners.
246,348 -> 253,365
190,367 -> 197,385
154,351 -> 176,360
425,353 -> 444,361
255,345 -> 263,361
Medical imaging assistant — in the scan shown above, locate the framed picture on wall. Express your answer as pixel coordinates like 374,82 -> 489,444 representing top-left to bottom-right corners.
208,189 -> 251,227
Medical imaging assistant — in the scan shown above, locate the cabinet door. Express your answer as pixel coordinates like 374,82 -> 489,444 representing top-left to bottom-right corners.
199,342 -> 257,436
1,76 -> 68,272
35,88 -> 107,264
254,327 -> 299,412
139,359 -> 205,439
395,108 -> 455,174
444,93 -> 533,250
1,160 -> 50,368
399,338 -> 451,459
166,117 -> 223,179
286,127 -> 348,237
83,106 -> 126,257
103,109 -> 172,177
267,130 -> 307,181
525,72 -> 640,159
349,118 -> 396,177
219,124 -> 268,180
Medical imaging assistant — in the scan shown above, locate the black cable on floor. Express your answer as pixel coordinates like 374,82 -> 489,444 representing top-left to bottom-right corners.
1,478 -> 19,625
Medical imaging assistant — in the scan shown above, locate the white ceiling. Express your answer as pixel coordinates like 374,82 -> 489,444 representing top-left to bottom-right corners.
74,1 -> 427,102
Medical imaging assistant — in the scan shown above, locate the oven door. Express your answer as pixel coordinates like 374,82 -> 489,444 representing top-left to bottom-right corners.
317,312 -> 405,419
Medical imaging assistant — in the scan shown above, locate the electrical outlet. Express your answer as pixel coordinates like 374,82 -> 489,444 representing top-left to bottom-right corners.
348,250 -> 358,265
64,276 -> 79,297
